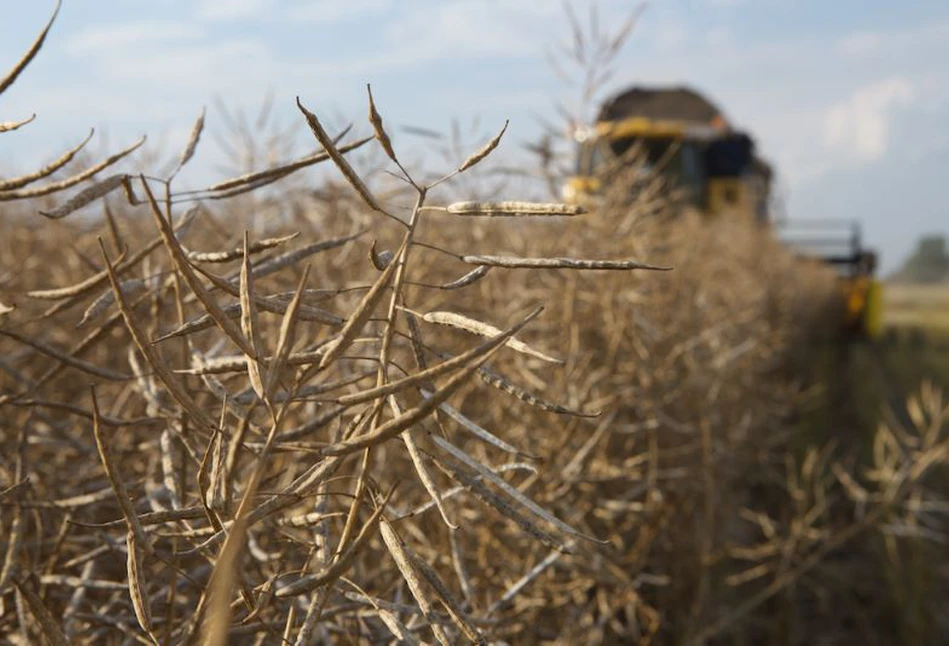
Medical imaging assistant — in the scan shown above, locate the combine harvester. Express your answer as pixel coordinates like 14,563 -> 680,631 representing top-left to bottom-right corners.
563,84 -> 882,340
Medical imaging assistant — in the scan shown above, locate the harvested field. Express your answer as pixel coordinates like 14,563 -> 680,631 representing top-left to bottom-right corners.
884,282 -> 949,333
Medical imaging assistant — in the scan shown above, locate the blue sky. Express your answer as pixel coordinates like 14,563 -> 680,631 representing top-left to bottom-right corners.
2,0 -> 947,273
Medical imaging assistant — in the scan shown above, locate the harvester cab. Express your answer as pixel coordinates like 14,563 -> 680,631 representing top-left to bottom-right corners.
774,219 -> 883,340
563,86 -> 772,222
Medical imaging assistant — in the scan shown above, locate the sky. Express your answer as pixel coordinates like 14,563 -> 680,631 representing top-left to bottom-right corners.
1,0 -> 947,273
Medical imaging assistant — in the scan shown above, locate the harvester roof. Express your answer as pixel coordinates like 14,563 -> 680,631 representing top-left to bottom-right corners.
597,85 -> 727,126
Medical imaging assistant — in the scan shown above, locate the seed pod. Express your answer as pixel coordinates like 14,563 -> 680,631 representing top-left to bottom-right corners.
0,129 -> 94,192
367,84 -> 396,161
39,174 -> 127,218
462,254 -> 672,271
172,105 -> 206,176
187,232 -> 298,263
458,119 -> 509,172
77,279 -> 146,328
422,310 -> 563,364
2,134 -> 144,202
446,201 -> 585,217
436,265 -> 491,290
0,114 -> 36,133
297,97 -> 382,212
126,530 -> 153,635
369,239 -> 394,270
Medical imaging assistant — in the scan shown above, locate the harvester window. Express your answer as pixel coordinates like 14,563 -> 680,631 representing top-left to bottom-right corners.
582,136 -> 673,173
619,137 -> 673,170
577,139 -> 616,175
706,135 -> 753,178
577,135 -> 705,208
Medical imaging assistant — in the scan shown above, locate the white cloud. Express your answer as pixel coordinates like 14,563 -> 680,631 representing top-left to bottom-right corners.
837,31 -> 885,58
65,22 -> 205,54
653,22 -> 690,51
704,27 -> 732,48
69,34 -> 278,95
285,0 -> 392,23
823,78 -> 916,162
382,1 -> 559,62
197,0 -> 268,21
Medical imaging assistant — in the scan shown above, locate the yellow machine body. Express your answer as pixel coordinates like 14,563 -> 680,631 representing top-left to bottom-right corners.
563,113 -> 772,222
839,276 -> 883,340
